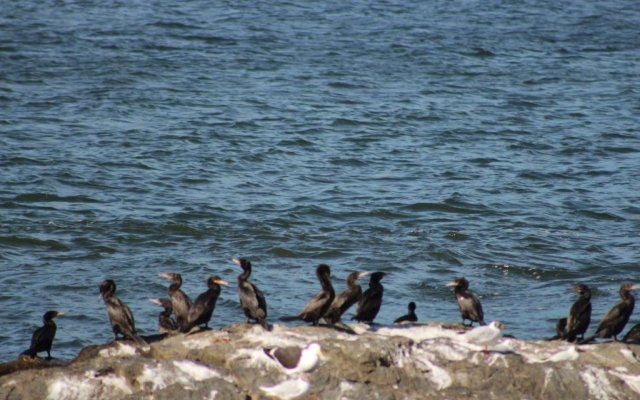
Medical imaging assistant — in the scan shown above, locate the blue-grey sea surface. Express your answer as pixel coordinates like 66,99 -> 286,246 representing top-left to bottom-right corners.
1,0 -> 639,361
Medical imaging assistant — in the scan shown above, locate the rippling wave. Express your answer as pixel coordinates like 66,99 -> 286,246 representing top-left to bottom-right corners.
1,0 -> 639,361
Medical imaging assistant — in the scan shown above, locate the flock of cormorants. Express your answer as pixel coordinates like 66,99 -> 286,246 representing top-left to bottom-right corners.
19,259 -> 640,360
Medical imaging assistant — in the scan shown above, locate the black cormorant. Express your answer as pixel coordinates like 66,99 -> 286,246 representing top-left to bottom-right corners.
181,275 -> 228,332
623,323 -> 640,344
234,258 -> 269,330
280,264 -> 335,325
324,271 -> 368,324
21,310 -> 64,359
394,302 -> 418,324
99,279 -> 146,345
447,277 -> 485,326
590,283 -> 639,341
564,284 -> 591,342
149,298 -> 178,333
160,272 -> 192,331
352,271 -> 387,323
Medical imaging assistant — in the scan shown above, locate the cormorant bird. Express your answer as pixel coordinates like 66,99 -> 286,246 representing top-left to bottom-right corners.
549,317 -> 568,341
623,323 -> 640,344
21,310 -> 64,359
99,279 -> 146,345
394,302 -> 418,324
352,271 -> 387,323
588,283 -> 639,341
149,298 -> 178,333
564,284 -> 592,342
323,271 -> 368,324
447,277 -> 485,326
234,258 -> 269,330
280,264 -> 335,325
181,275 -> 228,332
160,272 -> 192,331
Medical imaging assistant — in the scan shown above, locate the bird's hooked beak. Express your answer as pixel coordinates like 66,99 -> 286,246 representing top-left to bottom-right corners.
357,271 -> 369,279
214,278 -> 229,286
159,273 -> 173,280
316,348 -> 326,360
56,312 -> 65,318
149,298 -> 162,306
630,284 -> 640,291
446,280 -> 457,288
232,258 -> 242,266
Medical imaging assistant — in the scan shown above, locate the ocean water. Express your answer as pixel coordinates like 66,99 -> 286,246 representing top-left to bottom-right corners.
1,0 -> 639,361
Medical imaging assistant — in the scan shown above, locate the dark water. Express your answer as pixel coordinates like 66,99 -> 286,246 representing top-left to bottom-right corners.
1,0 -> 639,361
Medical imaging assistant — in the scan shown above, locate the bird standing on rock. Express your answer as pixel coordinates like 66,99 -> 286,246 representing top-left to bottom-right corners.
160,272 -> 192,332
447,277 -> 485,326
564,284 -> 591,342
181,275 -> 228,332
21,310 -> 64,359
587,283 -> 639,342
99,279 -> 146,346
234,258 -> 270,330
324,271 -> 369,324
394,302 -> 418,324
460,320 -> 506,352
353,271 -> 387,323
623,323 -> 640,344
280,264 -> 335,326
263,342 -> 324,374
149,298 -> 178,333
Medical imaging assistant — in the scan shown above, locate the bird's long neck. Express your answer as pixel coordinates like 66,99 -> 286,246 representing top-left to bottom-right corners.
454,285 -> 468,296
370,280 -> 383,292
238,268 -> 251,283
320,274 -> 334,293
169,282 -> 181,293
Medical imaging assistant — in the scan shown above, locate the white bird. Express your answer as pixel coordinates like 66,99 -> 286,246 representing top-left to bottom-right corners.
259,377 -> 310,399
460,321 -> 505,350
545,346 -> 580,363
263,342 -> 323,374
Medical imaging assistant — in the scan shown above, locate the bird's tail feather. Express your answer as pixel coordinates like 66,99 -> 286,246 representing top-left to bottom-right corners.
579,335 -> 597,344
130,334 -> 148,347
332,321 -> 356,335
278,316 -> 300,322
20,348 -> 36,358
259,318 -> 272,331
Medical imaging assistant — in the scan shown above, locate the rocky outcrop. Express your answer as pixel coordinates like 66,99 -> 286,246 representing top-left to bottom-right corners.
2,322 -> 640,399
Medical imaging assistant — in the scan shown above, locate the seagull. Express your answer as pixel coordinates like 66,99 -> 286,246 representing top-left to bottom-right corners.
263,342 -> 323,374
259,377 -> 310,399
459,321 -> 505,351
